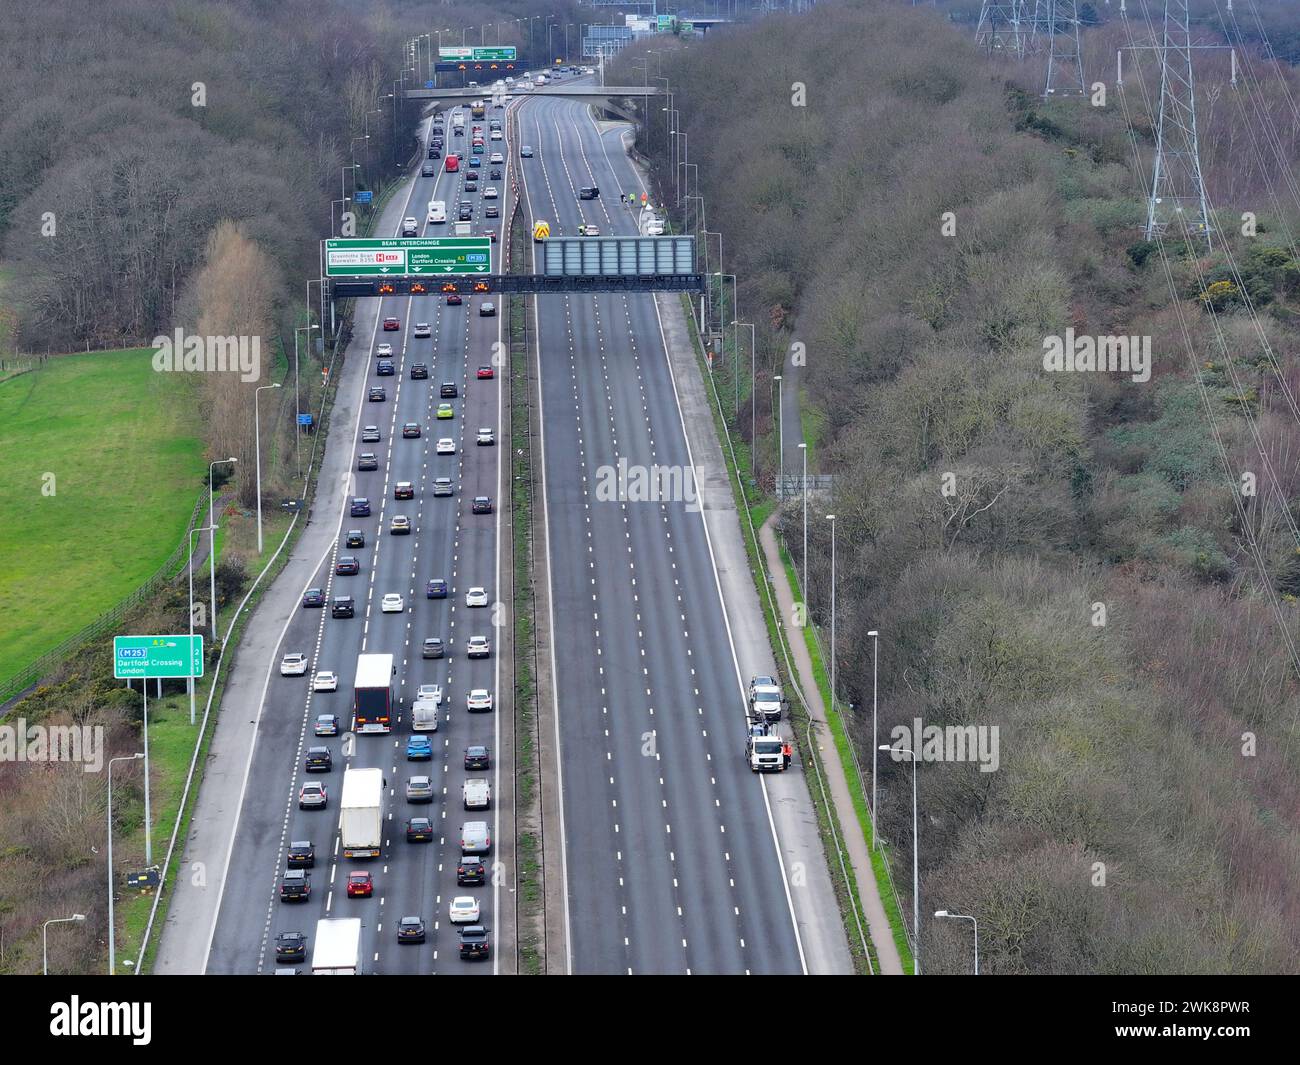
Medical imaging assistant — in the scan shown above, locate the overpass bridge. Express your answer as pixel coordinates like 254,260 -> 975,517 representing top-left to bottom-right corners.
403,84 -> 664,123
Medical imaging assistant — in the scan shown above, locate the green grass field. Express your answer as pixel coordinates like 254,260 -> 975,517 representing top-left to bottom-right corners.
0,348 -> 204,690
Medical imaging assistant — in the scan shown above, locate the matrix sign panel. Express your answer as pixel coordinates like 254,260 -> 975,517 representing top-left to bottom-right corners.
541,235 -> 695,277
438,46 -> 517,62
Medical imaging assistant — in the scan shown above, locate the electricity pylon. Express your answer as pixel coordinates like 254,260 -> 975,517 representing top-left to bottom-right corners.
1043,0 -> 1087,96
976,0 -> 1028,57
1144,0 -> 1214,248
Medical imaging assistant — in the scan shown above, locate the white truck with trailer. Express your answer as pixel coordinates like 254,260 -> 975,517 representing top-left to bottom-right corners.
339,767 -> 385,859
746,718 -> 788,772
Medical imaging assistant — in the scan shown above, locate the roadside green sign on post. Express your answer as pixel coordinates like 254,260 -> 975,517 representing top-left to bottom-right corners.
324,237 -> 492,277
113,635 -> 204,680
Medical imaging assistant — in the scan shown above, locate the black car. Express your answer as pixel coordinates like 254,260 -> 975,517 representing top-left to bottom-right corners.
280,870 -> 310,902
426,578 -> 448,599
357,453 -> 378,471
287,840 -> 315,868
421,162 -> 436,176
471,495 -> 493,514
579,185 -> 599,200
368,386 -> 386,402
429,146 -> 441,158
331,596 -> 355,619
406,817 -> 434,843
458,205 -> 473,222
377,360 -> 395,376
302,587 -> 326,608
489,169 -> 501,180
457,854 -> 486,886
440,381 -> 458,398
275,931 -> 307,963
402,423 -> 422,438
304,747 -> 332,772
345,529 -> 365,548
422,637 -> 445,659
411,363 -> 429,380
459,925 -> 490,960
350,497 -> 370,517
397,916 -> 427,943
335,556 -> 360,575
464,745 -> 490,771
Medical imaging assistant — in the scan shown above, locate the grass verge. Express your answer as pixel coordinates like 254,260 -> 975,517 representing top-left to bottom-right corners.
0,348 -> 205,693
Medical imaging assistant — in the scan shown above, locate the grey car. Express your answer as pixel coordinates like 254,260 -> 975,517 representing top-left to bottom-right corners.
406,775 -> 434,803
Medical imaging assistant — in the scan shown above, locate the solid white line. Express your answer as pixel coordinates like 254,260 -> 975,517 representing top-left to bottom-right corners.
519,96 -> 574,974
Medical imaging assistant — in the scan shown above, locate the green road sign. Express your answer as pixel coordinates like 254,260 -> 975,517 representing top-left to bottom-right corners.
439,46 -> 517,62
324,237 -> 492,277
113,635 -> 204,680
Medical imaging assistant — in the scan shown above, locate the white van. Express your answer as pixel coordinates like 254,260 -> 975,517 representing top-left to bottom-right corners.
427,200 -> 446,224
411,698 -> 440,732
463,779 -> 491,809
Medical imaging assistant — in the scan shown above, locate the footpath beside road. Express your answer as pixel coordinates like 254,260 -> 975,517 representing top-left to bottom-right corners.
758,516 -> 906,976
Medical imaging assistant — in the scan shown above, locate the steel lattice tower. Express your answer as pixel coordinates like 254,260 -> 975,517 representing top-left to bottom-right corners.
1145,0 -> 1213,248
976,0 -> 1028,57
1043,0 -> 1087,96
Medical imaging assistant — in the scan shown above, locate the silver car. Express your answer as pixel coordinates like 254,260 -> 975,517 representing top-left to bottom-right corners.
406,775 -> 434,803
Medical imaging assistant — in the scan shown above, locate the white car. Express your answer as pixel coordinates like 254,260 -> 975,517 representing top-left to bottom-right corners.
483,187 -> 498,199
465,587 -> 489,607
437,437 -> 456,455
413,322 -> 431,338
476,427 -> 494,446
466,688 -> 493,712
376,343 -> 393,357
280,652 -> 309,677
489,152 -> 504,164
381,593 -> 405,613
467,636 -> 490,659
490,129 -> 502,140
313,670 -> 338,693
416,683 -> 444,706
449,896 -> 480,923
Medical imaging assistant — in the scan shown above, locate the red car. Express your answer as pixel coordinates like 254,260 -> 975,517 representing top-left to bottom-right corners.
447,293 -> 463,306
383,316 -> 400,331
477,365 -> 495,379
346,871 -> 374,898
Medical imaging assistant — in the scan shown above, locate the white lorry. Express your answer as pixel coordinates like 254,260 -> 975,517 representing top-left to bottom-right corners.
311,917 -> 362,974
746,720 -> 787,772
340,767 -> 384,859
749,674 -> 785,722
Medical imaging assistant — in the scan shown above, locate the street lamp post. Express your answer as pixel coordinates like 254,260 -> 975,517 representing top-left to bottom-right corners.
934,910 -> 979,974
827,514 -> 836,708
42,914 -> 85,976
106,753 -> 143,975
798,442 -> 808,597
880,742 -> 921,975
187,523 -> 216,726
775,374 -> 784,492
208,457 -> 237,644
294,324 -> 319,480
254,383 -> 281,555
868,629 -> 879,847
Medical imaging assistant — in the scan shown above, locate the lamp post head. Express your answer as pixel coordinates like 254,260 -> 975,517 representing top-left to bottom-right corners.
935,910 -> 950,918
798,442 -> 806,450
878,744 -> 892,752
868,629 -> 878,637
826,513 -> 835,521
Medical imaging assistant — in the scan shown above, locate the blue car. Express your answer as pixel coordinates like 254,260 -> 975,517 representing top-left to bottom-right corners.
469,155 -> 482,166
406,735 -> 433,761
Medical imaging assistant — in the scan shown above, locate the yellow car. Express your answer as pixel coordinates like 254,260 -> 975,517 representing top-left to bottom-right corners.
436,403 -> 454,419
